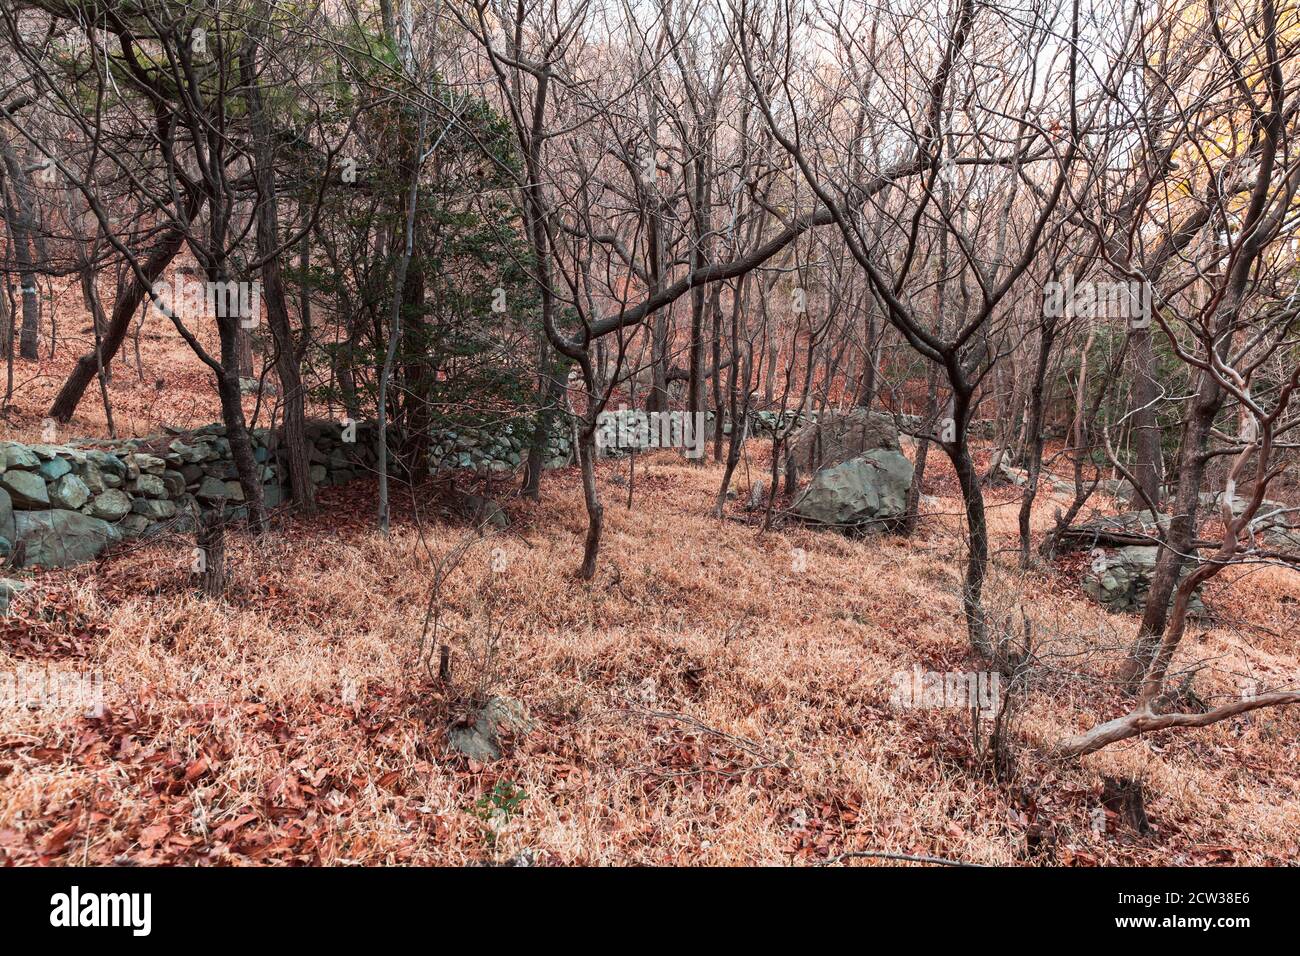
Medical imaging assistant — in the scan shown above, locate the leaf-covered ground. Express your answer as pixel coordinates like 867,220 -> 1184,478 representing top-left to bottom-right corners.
2,447 -> 1297,865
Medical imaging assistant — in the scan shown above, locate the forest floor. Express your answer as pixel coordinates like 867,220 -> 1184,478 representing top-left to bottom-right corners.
1,326 -> 1299,865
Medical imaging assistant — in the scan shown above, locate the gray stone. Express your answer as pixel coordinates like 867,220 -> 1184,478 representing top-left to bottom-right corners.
119,514 -> 150,537
131,498 -> 177,520
0,487 -> 12,544
196,476 -> 230,503
130,474 -> 167,498
1083,546 -> 1205,616
48,474 -> 91,510
168,439 -> 206,464
0,470 -> 50,509
448,696 -> 535,761
1266,526 -> 1300,550
133,453 -> 167,475
222,481 -> 245,502
786,409 -> 900,475
12,509 -> 122,569
77,460 -> 106,493
84,450 -> 127,479
38,457 -> 72,481
161,470 -> 187,497
791,450 -> 914,533
89,489 -> 131,521
2,444 -> 40,470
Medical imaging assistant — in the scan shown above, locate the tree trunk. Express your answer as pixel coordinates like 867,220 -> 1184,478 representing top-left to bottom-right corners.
50,196 -> 199,422
577,426 -> 604,580
243,41 -> 314,513
1129,325 -> 1164,508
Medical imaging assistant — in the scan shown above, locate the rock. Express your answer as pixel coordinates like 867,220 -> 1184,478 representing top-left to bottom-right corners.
1097,510 -> 1171,538
168,439 -> 207,464
222,481 -> 245,502
130,474 -> 168,499
1083,546 -> 1205,616
12,509 -> 122,568
1,470 -> 50,508
996,460 -> 1029,486
77,460 -> 105,493
791,450 -> 914,533
448,696 -> 535,761
48,474 -> 91,510
1266,526 -> 1300,550
89,489 -> 131,521
84,450 -> 127,479
161,470 -> 187,496
785,408 -> 900,476
1,444 -> 41,470
133,453 -> 167,475
131,498 -> 177,520
196,476 -> 230,503
0,536 -> 9,561
38,457 -> 72,481
118,514 -> 150,537
0,487 -> 12,544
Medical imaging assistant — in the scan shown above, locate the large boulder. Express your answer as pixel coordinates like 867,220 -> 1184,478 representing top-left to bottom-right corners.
785,408 -> 900,475
12,509 -> 122,568
1083,546 -> 1205,616
0,470 -> 50,509
791,449 -> 914,533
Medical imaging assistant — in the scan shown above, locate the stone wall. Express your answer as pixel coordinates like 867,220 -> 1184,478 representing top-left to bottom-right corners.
428,420 -> 573,474
2,416 -> 578,572
1,421 -> 378,570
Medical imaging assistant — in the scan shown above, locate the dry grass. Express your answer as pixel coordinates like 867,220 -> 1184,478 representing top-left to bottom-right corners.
1,445 -> 1297,866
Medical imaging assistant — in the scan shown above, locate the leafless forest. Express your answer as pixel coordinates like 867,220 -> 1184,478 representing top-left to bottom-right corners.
0,0 -> 1298,871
